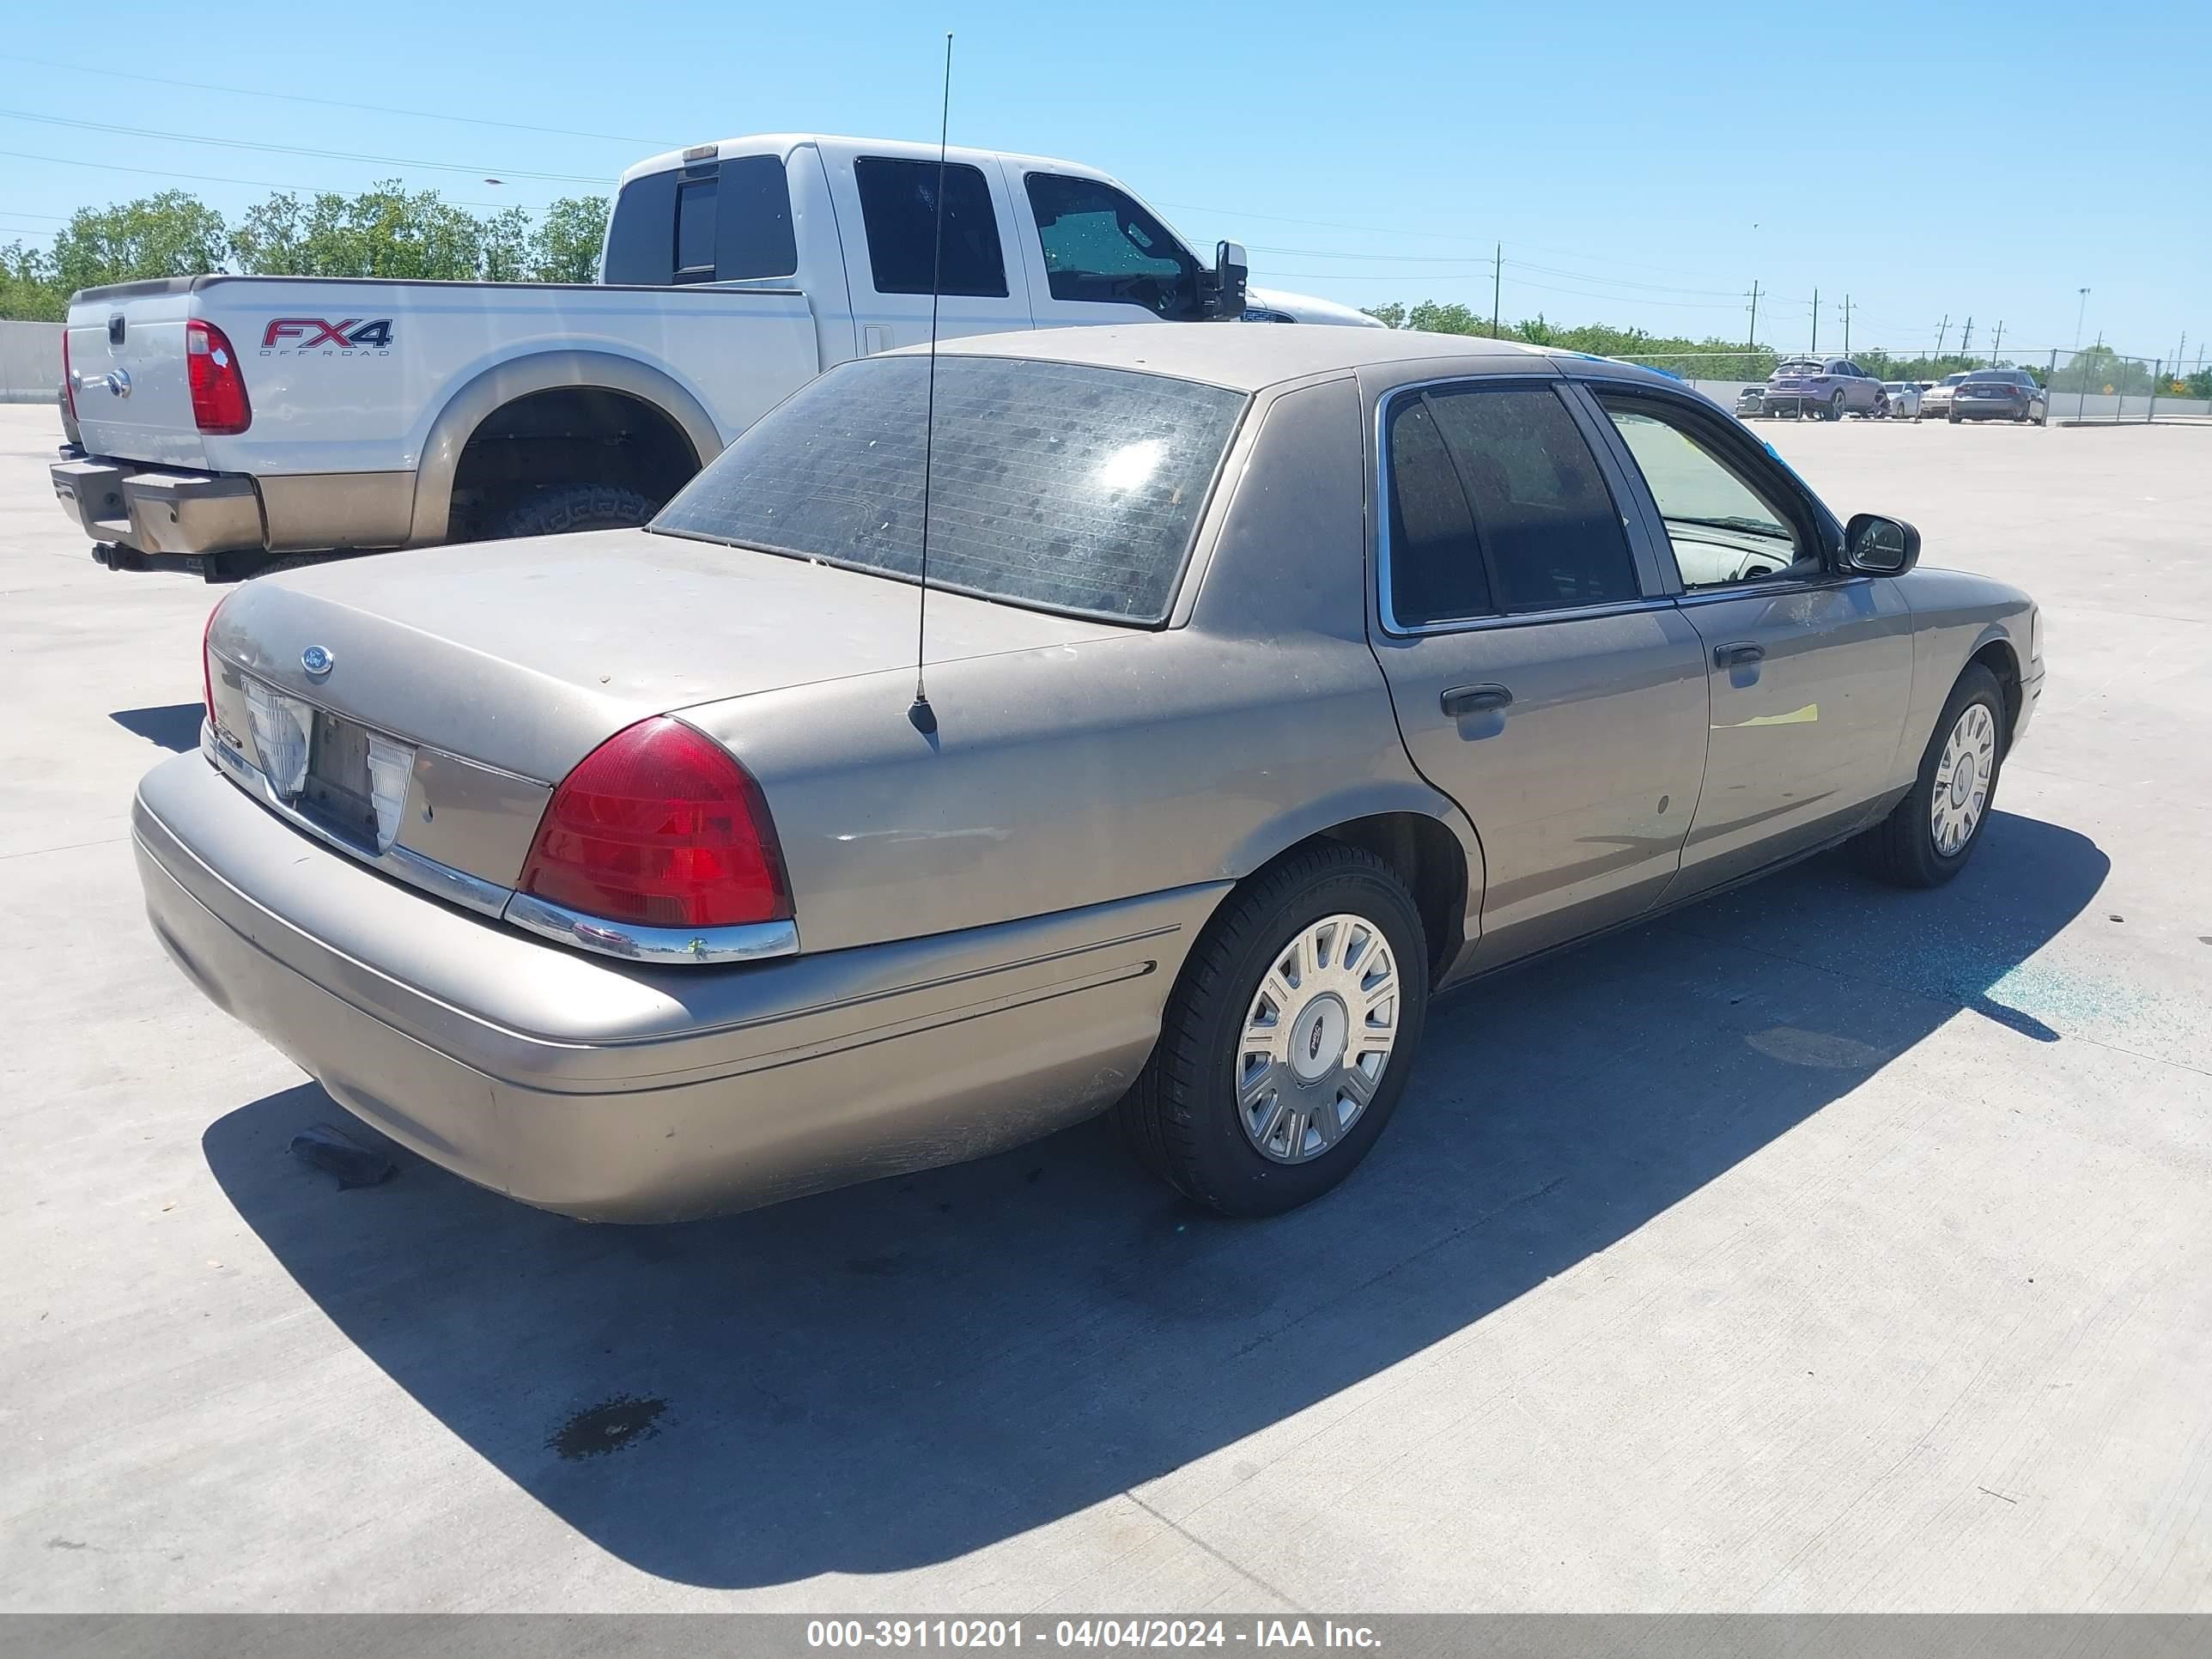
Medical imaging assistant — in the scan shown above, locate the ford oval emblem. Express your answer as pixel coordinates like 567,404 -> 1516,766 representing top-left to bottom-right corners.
301,645 -> 334,678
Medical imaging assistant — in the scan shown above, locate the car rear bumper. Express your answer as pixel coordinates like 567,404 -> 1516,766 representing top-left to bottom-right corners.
1954,398 -> 2033,420
134,749 -> 1222,1222
52,456 -> 264,559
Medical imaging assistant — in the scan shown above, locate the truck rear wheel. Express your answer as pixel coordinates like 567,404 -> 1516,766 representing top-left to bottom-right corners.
489,483 -> 658,541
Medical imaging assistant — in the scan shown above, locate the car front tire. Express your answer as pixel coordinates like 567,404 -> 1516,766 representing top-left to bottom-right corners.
1855,663 -> 2008,888
1115,842 -> 1430,1218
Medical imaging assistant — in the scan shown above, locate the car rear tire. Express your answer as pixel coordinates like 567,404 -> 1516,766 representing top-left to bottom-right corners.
1828,391 -> 1847,421
1115,842 -> 1430,1218
1854,663 -> 2008,888
489,483 -> 659,541
1948,409 -> 1962,424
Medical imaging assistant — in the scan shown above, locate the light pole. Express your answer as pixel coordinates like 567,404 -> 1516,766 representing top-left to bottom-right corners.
2074,288 -> 2090,350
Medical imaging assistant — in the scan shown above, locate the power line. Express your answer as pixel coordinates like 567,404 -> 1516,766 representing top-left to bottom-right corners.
1244,242 -> 1753,298
1160,198 -> 1781,285
1265,268 -> 1744,309
0,108 -> 608,185
0,147 -> 556,211
0,53 -> 677,148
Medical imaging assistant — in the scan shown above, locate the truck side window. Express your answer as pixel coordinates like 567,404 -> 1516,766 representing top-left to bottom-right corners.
1023,173 -> 1200,319
853,159 -> 1008,298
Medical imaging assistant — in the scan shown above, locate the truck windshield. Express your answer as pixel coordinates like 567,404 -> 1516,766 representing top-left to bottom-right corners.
651,355 -> 1248,623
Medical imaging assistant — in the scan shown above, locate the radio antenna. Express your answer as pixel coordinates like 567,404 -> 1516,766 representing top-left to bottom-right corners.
908,30 -> 953,738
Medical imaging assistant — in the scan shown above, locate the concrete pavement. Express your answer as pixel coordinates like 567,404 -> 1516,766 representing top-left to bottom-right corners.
2,406 -> 2206,1611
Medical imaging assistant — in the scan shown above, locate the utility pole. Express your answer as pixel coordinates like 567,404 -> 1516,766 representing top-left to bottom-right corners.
2074,288 -> 2090,350
1490,242 -> 1502,340
1989,320 -> 2004,364
1935,314 -> 1950,356
1838,294 -> 1854,356
1810,288 -> 1819,353
1746,279 -> 1761,349
1960,316 -> 1974,358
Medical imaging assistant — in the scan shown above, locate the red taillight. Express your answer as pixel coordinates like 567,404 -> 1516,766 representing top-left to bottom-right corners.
61,328 -> 76,422
185,319 -> 251,434
520,718 -> 792,931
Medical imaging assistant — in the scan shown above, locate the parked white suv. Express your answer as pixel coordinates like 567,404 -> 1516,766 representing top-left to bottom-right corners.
52,133 -> 1372,579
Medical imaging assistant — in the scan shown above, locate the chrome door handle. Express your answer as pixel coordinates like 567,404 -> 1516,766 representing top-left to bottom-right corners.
1440,684 -> 1512,717
1713,641 -> 1764,667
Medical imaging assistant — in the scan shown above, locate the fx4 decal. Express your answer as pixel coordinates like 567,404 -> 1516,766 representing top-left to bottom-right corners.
260,318 -> 395,354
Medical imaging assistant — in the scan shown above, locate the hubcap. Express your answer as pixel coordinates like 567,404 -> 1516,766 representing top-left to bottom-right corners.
1930,702 -> 1996,856
1237,914 -> 1401,1164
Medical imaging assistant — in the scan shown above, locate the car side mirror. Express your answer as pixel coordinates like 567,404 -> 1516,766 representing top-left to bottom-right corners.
1844,513 -> 1920,575
1205,240 -> 1249,320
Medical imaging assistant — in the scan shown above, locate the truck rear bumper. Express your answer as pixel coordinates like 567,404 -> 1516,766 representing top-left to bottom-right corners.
52,456 -> 264,558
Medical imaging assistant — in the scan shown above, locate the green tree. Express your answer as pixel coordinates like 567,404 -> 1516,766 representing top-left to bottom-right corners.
46,191 -> 230,292
480,206 -> 536,283
0,240 -> 64,321
531,196 -> 610,283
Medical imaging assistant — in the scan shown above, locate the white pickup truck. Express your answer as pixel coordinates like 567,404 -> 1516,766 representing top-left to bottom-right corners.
51,132 -> 1376,580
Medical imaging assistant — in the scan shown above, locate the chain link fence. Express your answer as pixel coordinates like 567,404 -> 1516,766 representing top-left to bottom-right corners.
1606,347 -> 2212,425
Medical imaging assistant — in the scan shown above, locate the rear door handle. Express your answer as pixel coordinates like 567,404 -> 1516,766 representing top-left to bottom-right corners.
1440,683 -> 1512,717
1713,641 -> 1765,667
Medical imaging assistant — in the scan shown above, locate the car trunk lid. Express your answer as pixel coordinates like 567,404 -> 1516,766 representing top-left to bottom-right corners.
205,527 -> 1124,890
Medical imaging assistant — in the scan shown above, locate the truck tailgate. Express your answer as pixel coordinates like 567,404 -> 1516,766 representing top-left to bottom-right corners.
66,282 -> 210,468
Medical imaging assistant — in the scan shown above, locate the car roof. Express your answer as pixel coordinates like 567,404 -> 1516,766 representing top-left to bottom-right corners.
890,323 -> 1675,395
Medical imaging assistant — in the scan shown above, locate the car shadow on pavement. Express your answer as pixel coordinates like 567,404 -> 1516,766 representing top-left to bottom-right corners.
109,703 -> 206,753
204,809 -> 2105,1589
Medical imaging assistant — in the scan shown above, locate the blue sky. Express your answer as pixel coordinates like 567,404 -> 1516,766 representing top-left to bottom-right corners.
3,0 -> 2205,361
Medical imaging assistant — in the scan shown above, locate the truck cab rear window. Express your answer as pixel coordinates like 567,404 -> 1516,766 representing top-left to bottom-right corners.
853,158 -> 1007,297
605,155 -> 796,285
650,355 -> 1245,623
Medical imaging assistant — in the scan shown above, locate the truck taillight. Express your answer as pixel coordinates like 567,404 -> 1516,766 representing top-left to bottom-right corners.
519,719 -> 793,931
185,319 -> 251,434
61,328 -> 76,422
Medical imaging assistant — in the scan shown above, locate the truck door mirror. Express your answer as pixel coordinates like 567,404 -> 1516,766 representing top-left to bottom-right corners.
1206,240 -> 1249,320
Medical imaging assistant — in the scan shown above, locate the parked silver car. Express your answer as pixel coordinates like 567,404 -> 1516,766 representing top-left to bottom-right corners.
135,327 -> 2043,1223
1881,380 -> 1931,419
1763,356 -> 1887,420
1918,372 -> 1971,421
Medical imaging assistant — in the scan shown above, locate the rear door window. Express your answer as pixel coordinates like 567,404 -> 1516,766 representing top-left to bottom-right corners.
1383,382 -> 1638,627
853,158 -> 1008,297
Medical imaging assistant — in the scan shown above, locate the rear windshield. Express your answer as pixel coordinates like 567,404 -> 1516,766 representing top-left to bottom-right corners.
1964,369 -> 2029,384
651,355 -> 1248,623
1773,359 -> 1821,374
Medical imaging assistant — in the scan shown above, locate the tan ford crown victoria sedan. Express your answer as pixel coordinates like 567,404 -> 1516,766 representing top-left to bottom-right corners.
135,326 -> 2043,1223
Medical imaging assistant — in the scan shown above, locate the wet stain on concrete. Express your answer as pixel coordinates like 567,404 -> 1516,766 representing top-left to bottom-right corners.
548,1395 -> 667,1460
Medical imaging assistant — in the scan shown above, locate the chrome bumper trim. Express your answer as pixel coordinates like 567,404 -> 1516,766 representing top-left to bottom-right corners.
206,722 -> 513,920
501,891 -> 801,967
